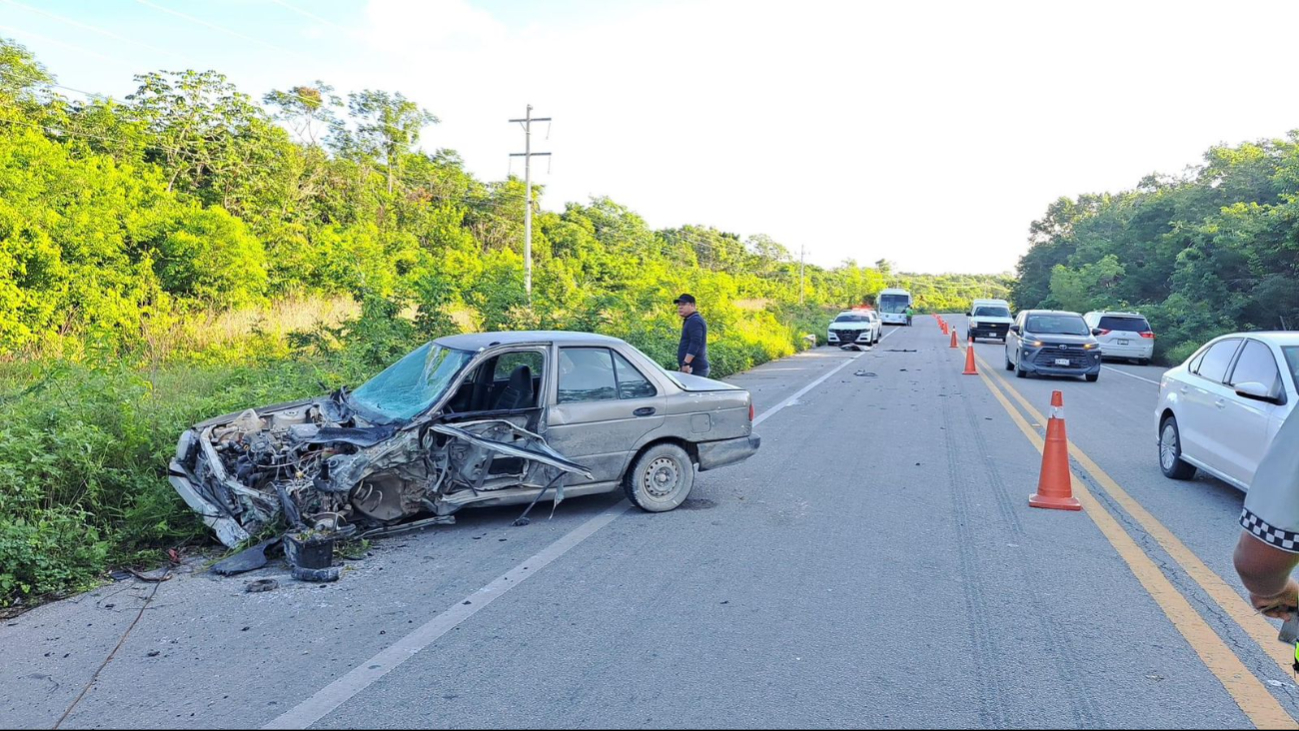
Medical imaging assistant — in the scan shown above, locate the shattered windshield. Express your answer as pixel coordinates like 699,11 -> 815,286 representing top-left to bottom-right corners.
349,343 -> 474,422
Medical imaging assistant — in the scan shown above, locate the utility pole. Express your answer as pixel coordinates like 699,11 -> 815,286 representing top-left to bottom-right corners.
509,105 -> 551,303
799,246 -> 806,304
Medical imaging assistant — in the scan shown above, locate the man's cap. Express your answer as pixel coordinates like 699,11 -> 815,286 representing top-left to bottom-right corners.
673,293 -> 696,305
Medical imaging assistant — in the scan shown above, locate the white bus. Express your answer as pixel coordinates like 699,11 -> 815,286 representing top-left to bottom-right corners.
877,288 -> 913,326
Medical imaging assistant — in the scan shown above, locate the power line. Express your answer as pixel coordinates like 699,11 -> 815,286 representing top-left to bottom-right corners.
0,23 -> 126,66
265,0 -> 353,35
0,0 -> 187,62
132,0 -> 313,62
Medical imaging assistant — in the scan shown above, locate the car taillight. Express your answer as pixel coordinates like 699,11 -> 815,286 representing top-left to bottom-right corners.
749,403 -> 755,421
1098,329 -> 1111,335
1140,332 -> 1155,339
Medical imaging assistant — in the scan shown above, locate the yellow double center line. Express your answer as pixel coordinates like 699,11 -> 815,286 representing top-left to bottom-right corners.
962,344 -> 1296,729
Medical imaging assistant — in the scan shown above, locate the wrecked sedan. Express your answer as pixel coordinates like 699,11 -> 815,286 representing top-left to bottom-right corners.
170,331 -> 761,547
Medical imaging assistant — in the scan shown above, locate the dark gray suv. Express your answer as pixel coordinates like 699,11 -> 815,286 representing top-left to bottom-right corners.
1004,310 -> 1103,382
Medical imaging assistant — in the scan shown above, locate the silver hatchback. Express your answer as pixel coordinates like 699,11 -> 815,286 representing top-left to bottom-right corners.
169,331 -> 760,547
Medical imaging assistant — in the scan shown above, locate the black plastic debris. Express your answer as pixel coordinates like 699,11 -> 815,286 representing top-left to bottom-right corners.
212,538 -> 281,576
291,565 -> 341,583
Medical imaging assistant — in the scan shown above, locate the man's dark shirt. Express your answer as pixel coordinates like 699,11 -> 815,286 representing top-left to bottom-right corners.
678,312 -> 709,374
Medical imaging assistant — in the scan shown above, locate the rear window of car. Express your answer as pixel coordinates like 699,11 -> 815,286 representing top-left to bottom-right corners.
1098,316 -> 1151,333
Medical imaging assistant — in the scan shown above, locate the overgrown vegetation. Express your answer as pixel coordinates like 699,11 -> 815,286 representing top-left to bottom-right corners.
0,40 -> 1008,606
1012,133 -> 1299,364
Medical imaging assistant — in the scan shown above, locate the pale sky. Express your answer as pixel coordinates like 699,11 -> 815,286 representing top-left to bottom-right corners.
4,0 -> 1298,273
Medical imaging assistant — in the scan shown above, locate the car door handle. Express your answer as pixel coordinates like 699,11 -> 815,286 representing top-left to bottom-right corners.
633,407 -> 656,417
1215,398 -> 1226,409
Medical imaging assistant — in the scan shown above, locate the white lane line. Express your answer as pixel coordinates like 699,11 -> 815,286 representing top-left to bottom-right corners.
264,333 -> 877,730
753,326 -> 903,426
262,502 -> 630,730
1103,365 -> 1162,385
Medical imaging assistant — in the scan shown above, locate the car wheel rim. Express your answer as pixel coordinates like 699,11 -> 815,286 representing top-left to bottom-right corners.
1160,424 -> 1178,470
643,456 -> 682,499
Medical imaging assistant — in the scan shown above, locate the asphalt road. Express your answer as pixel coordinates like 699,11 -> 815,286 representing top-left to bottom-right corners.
3,317 -> 1296,729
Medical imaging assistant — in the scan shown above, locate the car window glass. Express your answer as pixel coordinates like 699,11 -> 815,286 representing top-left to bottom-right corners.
1229,340 -> 1281,393
612,352 -> 657,399
1195,339 -> 1240,383
1097,316 -> 1151,333
834,314 -> 869,322
1025,314 -> 1090,336
973,306 -> 1011,318
1283,347 -> 1299,387
558,348 -> 617,403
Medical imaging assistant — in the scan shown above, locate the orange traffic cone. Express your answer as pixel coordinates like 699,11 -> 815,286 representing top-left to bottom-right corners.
1029,391 -> 1081,511
949,329 -> 959,349
963,338 -> 978,375
941,320 -> 949,335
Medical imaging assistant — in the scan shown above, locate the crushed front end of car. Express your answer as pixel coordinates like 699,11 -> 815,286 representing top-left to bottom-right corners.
169,392 -> 592,549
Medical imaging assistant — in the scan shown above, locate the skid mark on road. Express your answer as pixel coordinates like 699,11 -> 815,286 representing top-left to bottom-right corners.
954,366 -> 1107,728
967,348 -> 1296,729
978,351 -> 1299,688
937,345 -> 1013,729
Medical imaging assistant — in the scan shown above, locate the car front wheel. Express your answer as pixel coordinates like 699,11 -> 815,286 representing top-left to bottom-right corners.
625,443 -> 695,512
1159,416 -> 1197,480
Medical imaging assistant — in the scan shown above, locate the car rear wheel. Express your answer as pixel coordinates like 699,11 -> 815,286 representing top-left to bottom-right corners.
624,443 -> 695,512
1159,416 -> 1197,480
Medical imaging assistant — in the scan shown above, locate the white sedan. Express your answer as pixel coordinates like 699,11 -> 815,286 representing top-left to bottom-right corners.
1156,332 -> 1299,490
827,310 -> 881,348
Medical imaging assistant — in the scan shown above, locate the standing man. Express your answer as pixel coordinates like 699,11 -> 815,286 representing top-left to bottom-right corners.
1233,410 -> 1299,618
675,293 -> 710,379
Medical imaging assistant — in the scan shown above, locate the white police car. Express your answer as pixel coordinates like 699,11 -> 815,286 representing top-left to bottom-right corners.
828,309 -> 881,348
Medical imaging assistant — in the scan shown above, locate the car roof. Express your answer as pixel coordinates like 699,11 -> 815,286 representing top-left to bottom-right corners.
1090,311 -> 1147,318
435,330 -> 625,351
1023,309 -> 1084,317
1209,332 -> 1299,347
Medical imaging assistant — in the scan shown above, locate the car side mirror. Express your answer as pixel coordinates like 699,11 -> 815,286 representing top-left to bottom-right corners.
1235,381 -> 1281,404
1009,325 -> 1020,334
1091,328 -> 1104,337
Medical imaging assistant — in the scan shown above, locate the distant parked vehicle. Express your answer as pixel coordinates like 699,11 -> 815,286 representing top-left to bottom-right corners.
1155,332 -> 1299,489
1004,310 -> 1103,381
968,299 -> 1013,342
877,288 -> 913,326
828,308 -> 881,348
1084,311 -> 1155,365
